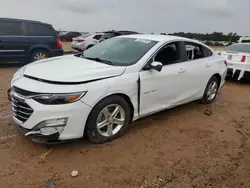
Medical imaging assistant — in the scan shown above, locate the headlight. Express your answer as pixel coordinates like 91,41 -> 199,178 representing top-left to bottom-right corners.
33,92 -> 87,105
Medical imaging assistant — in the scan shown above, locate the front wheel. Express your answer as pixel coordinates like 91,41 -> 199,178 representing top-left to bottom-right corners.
85,96 -> 131,144
201,76 -> 219,104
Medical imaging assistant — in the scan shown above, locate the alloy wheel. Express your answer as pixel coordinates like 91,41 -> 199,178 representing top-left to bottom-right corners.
207,80 -> 218,101
34,52 -> 48,61
96,104 -> 125,137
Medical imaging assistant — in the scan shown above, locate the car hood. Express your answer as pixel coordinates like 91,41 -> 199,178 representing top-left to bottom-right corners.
23,55 -> 126,84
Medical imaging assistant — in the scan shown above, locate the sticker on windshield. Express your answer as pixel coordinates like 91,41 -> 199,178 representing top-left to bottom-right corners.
135,39 -> 152,44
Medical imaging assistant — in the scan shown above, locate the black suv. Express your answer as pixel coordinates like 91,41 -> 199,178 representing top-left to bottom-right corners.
0,18 -> 63,63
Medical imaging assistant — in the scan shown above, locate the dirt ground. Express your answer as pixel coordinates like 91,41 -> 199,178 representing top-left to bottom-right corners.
0,67 -> 250,188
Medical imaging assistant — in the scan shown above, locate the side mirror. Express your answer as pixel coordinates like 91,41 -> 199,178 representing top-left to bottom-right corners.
150,61 -> 163,72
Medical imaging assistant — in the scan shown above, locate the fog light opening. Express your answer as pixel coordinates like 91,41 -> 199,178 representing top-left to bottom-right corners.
34,118 -> 68,130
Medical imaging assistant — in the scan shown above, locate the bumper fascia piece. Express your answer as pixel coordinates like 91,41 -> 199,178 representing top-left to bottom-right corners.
16,124 -> 61,144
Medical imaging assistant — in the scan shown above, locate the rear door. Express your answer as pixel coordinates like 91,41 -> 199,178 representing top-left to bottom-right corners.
0,20 -> 28,62
181,42 -> 214,100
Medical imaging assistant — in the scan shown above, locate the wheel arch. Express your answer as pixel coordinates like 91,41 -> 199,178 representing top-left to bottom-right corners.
86,93 -> 135,124
27,47 -> 51,62
212,73 -> 221,86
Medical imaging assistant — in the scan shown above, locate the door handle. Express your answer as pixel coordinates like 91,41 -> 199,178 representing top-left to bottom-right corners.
205,63 -> 211,67
178,68 -> 186,73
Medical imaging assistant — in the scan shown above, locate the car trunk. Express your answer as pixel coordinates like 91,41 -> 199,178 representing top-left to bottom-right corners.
221,51 -> 250,63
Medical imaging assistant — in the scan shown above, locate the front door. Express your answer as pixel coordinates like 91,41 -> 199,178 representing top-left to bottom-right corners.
139,41 -> 189,117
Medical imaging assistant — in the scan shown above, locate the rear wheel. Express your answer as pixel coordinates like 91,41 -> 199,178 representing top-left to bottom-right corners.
201,76 -> 219,104
85,96 -> 131,144
30,49 -> 49,62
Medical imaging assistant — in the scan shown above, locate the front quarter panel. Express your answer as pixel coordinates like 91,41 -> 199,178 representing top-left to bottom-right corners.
81,72 -> 139,119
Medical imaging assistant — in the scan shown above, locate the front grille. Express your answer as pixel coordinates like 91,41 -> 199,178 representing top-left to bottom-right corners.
12,95 -> 33,123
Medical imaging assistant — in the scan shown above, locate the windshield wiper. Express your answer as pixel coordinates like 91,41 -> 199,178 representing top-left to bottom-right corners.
84,57 -> 114,65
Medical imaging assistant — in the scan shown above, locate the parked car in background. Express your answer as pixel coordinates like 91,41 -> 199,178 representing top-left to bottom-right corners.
71,33 -> 103,51
99,30 -> 139,43
8,34 -> 227,144
0,18 -> 63,63
59,31 -> 82,42
218,43 -> 250,80
239,36 -> 250,43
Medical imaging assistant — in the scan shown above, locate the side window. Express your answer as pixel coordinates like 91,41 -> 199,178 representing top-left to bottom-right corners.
154,42 -> 182,66
185,42 -> 205,60
93,35 -> 102,40
26,23 -> 54,36
0,21 -> 22,35
203,47 -> 213,57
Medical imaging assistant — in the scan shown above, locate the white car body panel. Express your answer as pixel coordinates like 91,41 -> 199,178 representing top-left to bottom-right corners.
10,34 -> 227,142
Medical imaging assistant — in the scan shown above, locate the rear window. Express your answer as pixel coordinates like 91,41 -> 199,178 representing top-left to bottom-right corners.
25,23 -> 56,36
0,20 -> 22,35
225,44 -> 250,53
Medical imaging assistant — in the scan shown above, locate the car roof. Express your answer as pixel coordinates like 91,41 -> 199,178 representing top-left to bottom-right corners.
0,17 -> 52,26
119,34 -> 199,43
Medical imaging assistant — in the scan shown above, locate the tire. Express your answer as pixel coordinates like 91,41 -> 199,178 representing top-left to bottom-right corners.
30,49 -> 50,63
85,95 -> 131,144
201,76 -> 219,104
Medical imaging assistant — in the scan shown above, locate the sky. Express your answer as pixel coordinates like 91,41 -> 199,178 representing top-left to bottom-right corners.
0,0 -> 249,35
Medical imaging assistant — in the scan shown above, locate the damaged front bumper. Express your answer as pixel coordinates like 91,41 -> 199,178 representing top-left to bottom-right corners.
15,118 -> 68,144
16,124 -> 61,144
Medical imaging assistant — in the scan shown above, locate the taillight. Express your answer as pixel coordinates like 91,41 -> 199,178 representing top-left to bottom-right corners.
56,38 -> 62,48
224,60 -> 228,66
241,55 -> 246,62
76,40 -> 84,43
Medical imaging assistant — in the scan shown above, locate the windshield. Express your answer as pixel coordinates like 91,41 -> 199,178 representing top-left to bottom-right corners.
81,37 -> 157,66
225,44 -> 250,53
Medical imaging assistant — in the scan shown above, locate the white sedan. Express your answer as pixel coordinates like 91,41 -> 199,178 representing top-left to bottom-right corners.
8,34 -> 227,144
71,33 -> 104,52
218,43 -> 250,80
